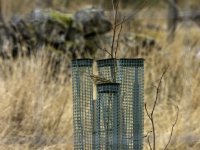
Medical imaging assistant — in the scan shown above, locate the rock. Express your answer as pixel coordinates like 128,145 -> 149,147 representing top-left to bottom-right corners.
0,8 -> 112,59
75,8 -> 112,37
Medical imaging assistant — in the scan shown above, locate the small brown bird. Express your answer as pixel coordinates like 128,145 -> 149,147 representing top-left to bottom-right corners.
87,74 -> 113,84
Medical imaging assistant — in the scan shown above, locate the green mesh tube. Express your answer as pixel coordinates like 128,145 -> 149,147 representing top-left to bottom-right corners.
96,59 -> 117,82
95,83 -> 120,150
72,58 -> 144,150
117,59 -> 144,150
72,59 -> 93,150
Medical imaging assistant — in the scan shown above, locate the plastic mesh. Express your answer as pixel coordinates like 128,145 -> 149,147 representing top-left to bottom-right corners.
117,59 -> 144,150
72,59 -> 94,150
96,59 -> 117,82
72,58 -> 144,150
95,83 -> 120,150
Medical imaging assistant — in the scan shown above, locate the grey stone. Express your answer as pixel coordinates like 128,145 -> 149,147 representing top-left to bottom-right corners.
0,8 -> 112,59
75,8 -> 112,37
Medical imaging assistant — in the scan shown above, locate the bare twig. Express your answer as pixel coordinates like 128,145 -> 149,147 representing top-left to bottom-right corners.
130,130 -> 152,140
144,104 -> 153,150
112,18 -> 127,29
111,14 -> 133,30
151,118 -> 156,150
113,0 -> 148,29
111,0 -> 149,58
115,16 -> 124,58
151,66 -> 169,117
100,0 -> 148,59
145,103 -> 151,120
110,0 -> 120,58
164,105 -> 179,150
144,130 -> 153,138
95,41 -> 112,57
147,135 -> 153,150
145,66 -> 169,150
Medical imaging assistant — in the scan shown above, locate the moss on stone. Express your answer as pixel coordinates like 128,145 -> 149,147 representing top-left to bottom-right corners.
49,10 -> 74,28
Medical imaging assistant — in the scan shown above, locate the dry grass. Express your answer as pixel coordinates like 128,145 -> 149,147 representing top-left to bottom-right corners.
0,50 -> 73,150
0,26 -> 199,149
0,2 -> 200,150
136,12 -> 200,149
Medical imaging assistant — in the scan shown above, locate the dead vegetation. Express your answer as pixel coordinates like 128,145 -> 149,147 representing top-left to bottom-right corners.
0,0 -> 199,150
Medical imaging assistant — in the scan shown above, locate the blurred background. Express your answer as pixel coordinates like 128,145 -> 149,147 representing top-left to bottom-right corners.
1,0 -> 200,19
0,0 -> 199,149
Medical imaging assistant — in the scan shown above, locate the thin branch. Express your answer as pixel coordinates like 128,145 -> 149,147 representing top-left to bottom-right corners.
115,16 -> 124,58
113,0 -> 148,29
145,103 -> 151,120
151,66 -> 169,117
106,0 -> 150,58
94,41 -> 112,57
130,130 -> 152,140
147,135 -> 153,150
164,105 -> 179,150
112,14 -> 133,29
150,82 -> 158,89
145,103 -> 155,150
151,118 -> 156,150
143,130 -> 153,138
113,17 -> 127,29
111,0 -> 149,31
112,8 -> 143,29
111,0 -> 120,58
145,66 -> 169,150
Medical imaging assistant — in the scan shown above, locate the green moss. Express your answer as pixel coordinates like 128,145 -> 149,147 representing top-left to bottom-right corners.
49,10 -> 74,28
